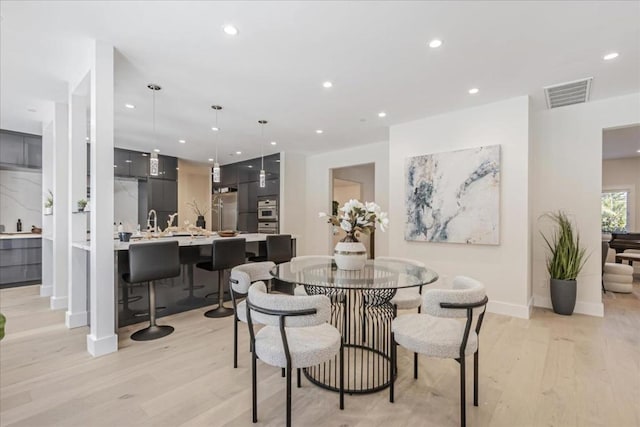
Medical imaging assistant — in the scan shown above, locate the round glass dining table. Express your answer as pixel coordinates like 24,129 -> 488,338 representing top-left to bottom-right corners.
271,257 -> 438,394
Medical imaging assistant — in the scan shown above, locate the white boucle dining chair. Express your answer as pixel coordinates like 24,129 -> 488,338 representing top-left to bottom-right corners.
390,276 -> 488,427
229,261 -> 276,368
246,281 -> 344,427
375,256 -> 426,311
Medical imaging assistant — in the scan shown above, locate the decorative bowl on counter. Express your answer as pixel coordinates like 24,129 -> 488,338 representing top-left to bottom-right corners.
217,230 -> 238,237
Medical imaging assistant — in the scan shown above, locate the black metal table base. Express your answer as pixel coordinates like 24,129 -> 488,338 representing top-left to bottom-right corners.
302,286 -> 395,394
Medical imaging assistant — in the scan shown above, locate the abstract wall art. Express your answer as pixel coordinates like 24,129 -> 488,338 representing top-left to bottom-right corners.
404,145 -> 500,245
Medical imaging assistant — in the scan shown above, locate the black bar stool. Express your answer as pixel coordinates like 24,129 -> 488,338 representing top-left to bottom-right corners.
197,238 -> 246,318
177,246 -> 206,306
124,241 -> 181,341
249,234 -> 293,264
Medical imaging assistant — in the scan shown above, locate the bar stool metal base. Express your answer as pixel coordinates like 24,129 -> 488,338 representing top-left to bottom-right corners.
131,325 -> 174,341
204,305 -> 235,318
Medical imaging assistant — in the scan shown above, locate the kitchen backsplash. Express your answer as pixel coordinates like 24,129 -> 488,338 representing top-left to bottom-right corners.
0,170 -> 42,232
114,178 -> 139,231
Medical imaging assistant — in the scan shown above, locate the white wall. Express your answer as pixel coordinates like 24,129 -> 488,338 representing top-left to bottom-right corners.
602,156 -> 640,231
0,170 -> 42,232
531,93 -> 640,316
389,96 -> 531,318
302,142 -> 389,257
280,152 -> 307,252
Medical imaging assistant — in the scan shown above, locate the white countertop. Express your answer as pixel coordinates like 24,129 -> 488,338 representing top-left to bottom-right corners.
0,233 -> 43,240
70,233 -> 296,251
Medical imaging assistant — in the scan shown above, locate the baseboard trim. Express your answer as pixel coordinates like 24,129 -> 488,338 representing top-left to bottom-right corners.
40,285 -> 52,297
65,310 -> 88,329
50,295 -> 68,310
487,300 -> 531,319
533,296 -> 604,317
86,334 -> 118,357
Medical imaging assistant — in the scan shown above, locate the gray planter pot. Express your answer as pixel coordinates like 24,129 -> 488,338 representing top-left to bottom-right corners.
550,278 -> 577,315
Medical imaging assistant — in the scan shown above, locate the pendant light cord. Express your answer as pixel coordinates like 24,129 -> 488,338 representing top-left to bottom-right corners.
260,122 -> 264,169
152,89 -> 156,143
215,109 -> 219,162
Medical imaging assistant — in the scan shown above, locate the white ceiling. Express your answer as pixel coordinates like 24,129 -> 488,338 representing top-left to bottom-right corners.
1,1 -> 639,164
603,125 -> 640,160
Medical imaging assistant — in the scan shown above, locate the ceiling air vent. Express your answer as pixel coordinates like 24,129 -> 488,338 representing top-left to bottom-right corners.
544,77 -> 593,109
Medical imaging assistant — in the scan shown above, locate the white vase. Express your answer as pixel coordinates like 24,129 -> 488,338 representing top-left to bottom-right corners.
44,206 -> 52,215
334,235 -> 367,270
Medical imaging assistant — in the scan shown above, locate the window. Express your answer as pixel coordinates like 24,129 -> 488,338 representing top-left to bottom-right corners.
601,190 -> 629,233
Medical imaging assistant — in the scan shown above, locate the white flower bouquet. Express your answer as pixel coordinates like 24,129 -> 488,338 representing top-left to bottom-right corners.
319,199 -> 389,235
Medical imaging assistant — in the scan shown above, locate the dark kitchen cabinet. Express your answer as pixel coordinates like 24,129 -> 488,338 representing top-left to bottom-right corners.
149,178 -> 178,213
238,182 -> 257,213
0,131 -> 25,166
24,136 -> 42,168
158,155 -> 178,180
257,179 -> 279,197
130,152 -> 149,177
113,148 -> 130,176
221,163 -> 237,187
238,212 -> 258,233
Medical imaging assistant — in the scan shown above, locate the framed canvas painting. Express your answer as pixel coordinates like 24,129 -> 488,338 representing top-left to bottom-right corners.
405,145 -> 500,245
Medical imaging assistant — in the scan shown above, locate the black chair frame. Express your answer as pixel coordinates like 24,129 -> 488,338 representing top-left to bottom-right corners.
246,298 -> 345,427
390,295 -> 489,427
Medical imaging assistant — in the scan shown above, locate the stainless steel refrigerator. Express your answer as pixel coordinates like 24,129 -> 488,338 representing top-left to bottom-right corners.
211,192 -> 238,231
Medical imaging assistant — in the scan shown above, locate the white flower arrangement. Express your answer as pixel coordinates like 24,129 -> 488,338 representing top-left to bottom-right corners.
319,199 -> 389,234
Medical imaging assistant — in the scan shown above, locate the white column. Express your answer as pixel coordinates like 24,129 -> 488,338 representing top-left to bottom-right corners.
51,102 -> 69,310
87,40 -> 117,356
40,123 -> 54,297
66,84 -> 89,328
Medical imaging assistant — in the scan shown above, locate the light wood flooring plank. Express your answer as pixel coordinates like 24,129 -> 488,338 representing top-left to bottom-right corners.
1,283 -> 639,427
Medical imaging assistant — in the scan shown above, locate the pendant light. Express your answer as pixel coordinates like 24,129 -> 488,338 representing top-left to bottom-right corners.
258,120 -> 267,188
147,83 -> 161,176
211,105 -> 223,183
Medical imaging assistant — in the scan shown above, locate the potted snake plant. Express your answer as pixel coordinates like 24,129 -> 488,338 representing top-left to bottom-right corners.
540,211 -> 589,315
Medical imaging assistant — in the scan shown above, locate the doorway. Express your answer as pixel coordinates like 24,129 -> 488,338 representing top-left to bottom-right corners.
331,163 -> 375,258
601,124 -> 640,299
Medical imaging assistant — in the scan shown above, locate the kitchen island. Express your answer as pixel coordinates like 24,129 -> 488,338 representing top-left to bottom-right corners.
0,233 -> 42,288
110,233 -> 296,327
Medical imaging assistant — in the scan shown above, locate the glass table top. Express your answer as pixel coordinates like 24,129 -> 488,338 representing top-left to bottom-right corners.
271,257 -> 438,290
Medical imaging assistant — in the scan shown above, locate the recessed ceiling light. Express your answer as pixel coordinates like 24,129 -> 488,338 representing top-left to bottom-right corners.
179,139 -> 186,144
323,81 -> 333,88
378,112 -> 387,118
113,165 -> 117,168
603,52 -> 619,61
428,39 -> 443,48
248,165 -> 253,168
236,151 -> 242,155
211,126 -> 219,131
125,104 -> 135,109
468,88 -> 479,95
208,158 -> 214,162
223,25 -> 238,36
636,149 -> 640,153
85,137 -> 90,141
153,148 -> 160,153
270,141 -> 277,145
316,129 -> 323,134
125,159 -> 132,163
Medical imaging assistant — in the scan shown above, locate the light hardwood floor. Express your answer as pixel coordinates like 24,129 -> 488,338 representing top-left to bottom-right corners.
1,283 -> 639,427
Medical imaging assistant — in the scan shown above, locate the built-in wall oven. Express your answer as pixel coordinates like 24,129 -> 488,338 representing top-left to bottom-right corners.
258,199 -> 278,221
257,199 -> 278,234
